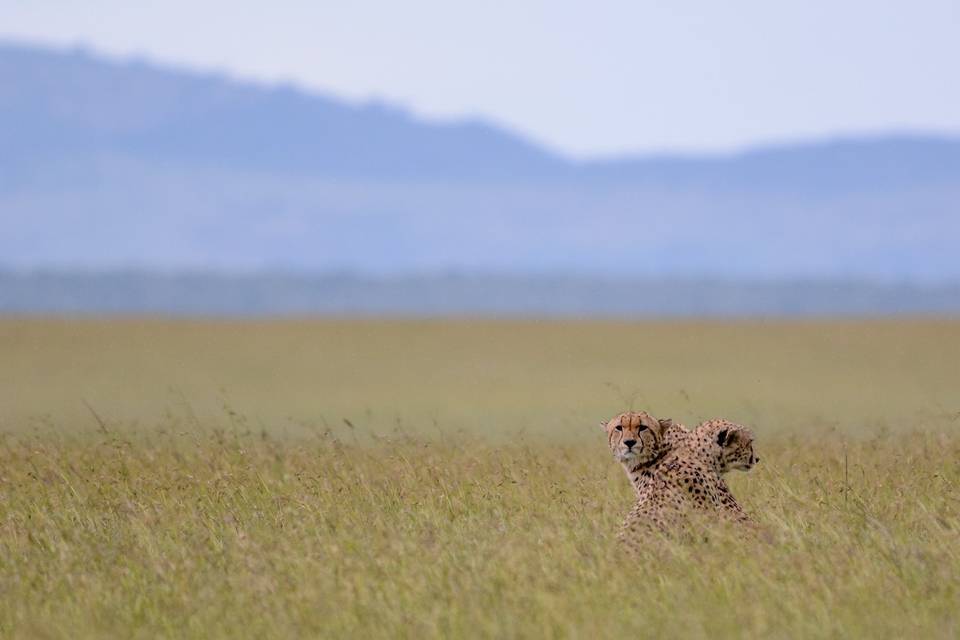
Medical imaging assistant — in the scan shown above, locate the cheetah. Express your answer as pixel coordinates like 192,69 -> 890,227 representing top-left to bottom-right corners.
602,412 -> 759,545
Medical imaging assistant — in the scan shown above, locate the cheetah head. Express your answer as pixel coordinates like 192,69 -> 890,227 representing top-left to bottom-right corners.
716,424 -> 759,472
601,411 -> 673,468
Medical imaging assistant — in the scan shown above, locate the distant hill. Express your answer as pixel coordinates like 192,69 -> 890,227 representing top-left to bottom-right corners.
2,41 -> 959,282
0,43 -> 563,181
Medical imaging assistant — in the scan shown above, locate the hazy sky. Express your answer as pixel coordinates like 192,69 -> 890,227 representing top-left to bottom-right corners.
3,1 -> 959,157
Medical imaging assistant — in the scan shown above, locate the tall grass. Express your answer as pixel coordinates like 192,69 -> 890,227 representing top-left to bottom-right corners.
0,424 -> 957,638
0,318 -> 958,637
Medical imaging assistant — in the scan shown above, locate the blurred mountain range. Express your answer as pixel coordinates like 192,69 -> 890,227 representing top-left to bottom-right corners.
2,41 -> 960,290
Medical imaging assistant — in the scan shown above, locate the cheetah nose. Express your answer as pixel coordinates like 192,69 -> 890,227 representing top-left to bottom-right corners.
623,439 -> 637,449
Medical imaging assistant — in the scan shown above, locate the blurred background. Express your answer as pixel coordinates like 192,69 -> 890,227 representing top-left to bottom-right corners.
4,7 -> 960,635
2,0 -> 959,316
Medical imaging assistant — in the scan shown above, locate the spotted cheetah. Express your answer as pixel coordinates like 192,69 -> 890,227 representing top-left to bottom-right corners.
602,412 -> 759,545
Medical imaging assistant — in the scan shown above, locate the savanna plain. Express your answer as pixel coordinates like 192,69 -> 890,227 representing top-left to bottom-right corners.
0,318 -> 958,639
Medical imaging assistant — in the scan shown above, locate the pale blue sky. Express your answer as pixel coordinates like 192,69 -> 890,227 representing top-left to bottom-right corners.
2,0 -> 959,157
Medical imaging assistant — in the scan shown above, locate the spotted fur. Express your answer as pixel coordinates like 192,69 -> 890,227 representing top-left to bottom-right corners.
692,419 -> 759,473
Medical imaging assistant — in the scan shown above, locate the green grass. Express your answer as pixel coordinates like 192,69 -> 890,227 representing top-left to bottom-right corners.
0,318 -> 958,638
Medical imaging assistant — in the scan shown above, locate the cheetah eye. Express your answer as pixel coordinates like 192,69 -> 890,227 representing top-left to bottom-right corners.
615,425 -> 622,432
638,425 -> 648,432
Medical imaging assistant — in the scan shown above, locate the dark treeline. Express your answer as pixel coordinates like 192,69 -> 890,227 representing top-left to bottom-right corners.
2,270 -> 958,317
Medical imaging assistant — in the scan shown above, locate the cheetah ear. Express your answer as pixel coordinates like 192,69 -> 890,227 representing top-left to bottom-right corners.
599,420 -> 608,432
658,417 -> 673,430
718,428 -> 742,446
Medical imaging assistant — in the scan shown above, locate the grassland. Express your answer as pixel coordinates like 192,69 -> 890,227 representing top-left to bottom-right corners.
0,318 -> 958,638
